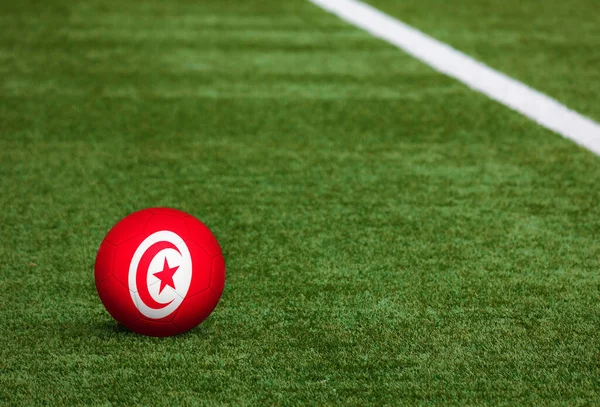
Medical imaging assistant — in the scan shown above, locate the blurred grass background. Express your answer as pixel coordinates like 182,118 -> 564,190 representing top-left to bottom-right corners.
1,0 -> 599,404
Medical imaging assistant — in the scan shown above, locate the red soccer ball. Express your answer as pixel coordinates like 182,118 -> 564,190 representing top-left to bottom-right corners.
95,208 -> 225,336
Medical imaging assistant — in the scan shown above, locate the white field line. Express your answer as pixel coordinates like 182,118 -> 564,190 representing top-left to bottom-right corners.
309,0 -> 600,156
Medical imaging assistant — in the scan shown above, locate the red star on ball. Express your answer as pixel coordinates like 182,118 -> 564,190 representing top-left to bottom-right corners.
153,257 -> 179,294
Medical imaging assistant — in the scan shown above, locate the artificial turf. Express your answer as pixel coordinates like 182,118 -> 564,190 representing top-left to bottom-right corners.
1,0 -> 599,405
366,0 -> 600,122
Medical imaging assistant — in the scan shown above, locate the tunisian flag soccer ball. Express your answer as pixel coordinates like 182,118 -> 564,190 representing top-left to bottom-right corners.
95,208 -> 225,336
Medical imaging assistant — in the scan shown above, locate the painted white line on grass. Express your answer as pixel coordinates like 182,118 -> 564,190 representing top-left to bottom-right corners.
309,0 -> 600,156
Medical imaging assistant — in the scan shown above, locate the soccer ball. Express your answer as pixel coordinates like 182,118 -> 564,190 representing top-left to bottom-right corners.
95,208 -> 225,336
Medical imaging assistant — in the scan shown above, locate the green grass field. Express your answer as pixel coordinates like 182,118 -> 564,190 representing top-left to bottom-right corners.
1,0 -> 599,405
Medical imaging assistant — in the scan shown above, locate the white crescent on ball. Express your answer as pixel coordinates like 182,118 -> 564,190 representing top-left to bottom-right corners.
128,231 -> 192,319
